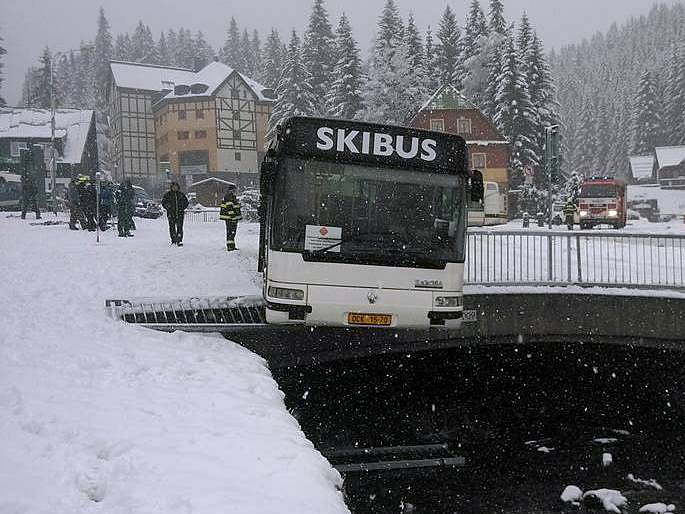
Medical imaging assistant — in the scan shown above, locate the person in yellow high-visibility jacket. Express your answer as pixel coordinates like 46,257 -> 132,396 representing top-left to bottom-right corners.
219,187 -> 242,251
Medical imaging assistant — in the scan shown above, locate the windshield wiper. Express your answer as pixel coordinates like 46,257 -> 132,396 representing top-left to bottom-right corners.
307,240 -> 343,255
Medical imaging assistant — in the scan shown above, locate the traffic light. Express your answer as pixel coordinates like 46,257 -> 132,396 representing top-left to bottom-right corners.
545,125 -> 561,184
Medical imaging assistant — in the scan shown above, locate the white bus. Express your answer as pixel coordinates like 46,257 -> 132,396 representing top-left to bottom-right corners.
258,117 -> 478,329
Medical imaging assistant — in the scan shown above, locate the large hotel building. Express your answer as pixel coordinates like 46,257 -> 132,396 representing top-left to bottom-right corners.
108,60 -> 274,191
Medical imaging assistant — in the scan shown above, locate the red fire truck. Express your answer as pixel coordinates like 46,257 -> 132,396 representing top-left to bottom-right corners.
578,176 -> 627,229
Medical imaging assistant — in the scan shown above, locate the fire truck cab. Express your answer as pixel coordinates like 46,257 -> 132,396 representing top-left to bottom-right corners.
578,176 -> 627,229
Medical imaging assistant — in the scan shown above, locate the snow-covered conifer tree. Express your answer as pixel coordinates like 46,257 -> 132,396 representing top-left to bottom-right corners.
664,43 -> 685,145
326,13 -> 364,120
462,0 -> 488,65
631,70 -> 663,155
374,0 -> 404,57
526,33 -> 560,184
131,21 -> 155,63
494,35 -> 538,183
194,31 -> 215,70
94,8 -> 113,109
404,13 -> 423,73
76,44 -> 97,108
436,5 -> 465,89
54,53 -> 74,107
260,29 -> 283,90
461,0 -> 492,104
33,48 -> 53,109
175,29 -> 194,69
423,27 -> 439,94
267,30 -> 316,139
166,30 -> 178,65
114,34 -> 131,61
303,0 -> 336,115
21,68 -> 40,107
157,33 -> 171,66
488,0 -> 507,35
482,39 -> 503,118
221,18 -> 244,71
241,29 -> 255,76
250,30 -> 262,77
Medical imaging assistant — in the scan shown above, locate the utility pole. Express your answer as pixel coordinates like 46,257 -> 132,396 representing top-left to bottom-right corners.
49,53 -> 57,215
545,125 -> 561,229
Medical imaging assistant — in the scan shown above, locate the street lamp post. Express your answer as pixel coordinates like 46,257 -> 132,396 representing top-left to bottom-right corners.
49,55 -> 57,214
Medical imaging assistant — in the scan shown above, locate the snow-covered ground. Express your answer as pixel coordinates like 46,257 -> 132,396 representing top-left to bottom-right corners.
0,215 -> 348,514
478,217 -> 685,234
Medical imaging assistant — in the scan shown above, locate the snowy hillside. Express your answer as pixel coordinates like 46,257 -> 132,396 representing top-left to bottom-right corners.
0,217 -> 348,514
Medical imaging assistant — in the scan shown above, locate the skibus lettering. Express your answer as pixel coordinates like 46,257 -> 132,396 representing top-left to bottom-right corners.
315,126 -> 438,162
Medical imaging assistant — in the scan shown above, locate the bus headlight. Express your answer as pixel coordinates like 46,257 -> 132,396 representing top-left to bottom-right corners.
579,210 -> 589,217
608,210 -> 618,217
268,286 -> 305,301
434,296 -> 463,308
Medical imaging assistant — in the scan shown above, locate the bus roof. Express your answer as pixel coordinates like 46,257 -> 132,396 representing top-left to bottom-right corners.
274,116 -> 469,175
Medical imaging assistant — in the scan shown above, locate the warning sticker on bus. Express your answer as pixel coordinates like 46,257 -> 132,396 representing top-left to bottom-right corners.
305,225 -> 342,252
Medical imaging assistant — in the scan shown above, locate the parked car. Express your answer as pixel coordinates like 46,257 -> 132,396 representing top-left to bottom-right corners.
132,186 -> 162,219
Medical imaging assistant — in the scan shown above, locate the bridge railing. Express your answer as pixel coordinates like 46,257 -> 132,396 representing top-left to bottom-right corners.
465,230 -> 685,290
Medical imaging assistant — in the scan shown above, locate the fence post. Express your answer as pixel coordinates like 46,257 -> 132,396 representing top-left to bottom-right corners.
576,234 -> 582,284
547,234 -> 553,282
567,234 -> 572,283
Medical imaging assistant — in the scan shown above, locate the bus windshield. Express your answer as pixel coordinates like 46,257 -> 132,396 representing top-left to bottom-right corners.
581,183 -> 617,198
270,157 -> 467,268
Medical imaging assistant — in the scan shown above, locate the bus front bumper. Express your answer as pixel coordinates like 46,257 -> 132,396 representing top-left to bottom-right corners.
265,284 -> 463,329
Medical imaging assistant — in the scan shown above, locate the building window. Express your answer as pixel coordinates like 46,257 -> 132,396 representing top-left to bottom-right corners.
234,131 -> 241,140
178,111 -> 187,120
430,119 -> 444,132
10,141 -> 28,157
196,110 -> 204,120
177,131 -> 190,140
457,118 -> 472,135
472,153 -> 487,169
195,130 -> 207,139
231,89 -> 239,99
235,152 -> 241,161
233,111 -> 240,120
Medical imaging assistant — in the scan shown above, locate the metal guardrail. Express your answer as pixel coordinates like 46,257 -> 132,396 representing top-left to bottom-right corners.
105,296 -> 266,328
466,230 -> 685,290
184,210 -> 221,223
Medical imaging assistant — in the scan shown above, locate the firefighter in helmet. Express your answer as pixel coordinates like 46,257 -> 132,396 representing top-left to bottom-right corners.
219,185 -> 242,251
563,198 -> 577,231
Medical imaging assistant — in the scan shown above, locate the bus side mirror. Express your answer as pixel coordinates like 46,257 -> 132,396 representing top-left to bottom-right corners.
471,170 -> 484,203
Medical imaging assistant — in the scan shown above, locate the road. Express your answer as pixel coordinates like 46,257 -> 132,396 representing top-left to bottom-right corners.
274,342 -> 685,513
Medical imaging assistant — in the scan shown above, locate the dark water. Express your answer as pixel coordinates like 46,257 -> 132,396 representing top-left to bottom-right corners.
273,343 -> 685,513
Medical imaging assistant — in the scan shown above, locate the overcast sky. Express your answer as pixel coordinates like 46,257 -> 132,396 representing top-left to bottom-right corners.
1,0 -> 680,104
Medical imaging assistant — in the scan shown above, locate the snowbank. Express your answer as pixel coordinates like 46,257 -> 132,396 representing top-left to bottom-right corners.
0,216 -> 348,514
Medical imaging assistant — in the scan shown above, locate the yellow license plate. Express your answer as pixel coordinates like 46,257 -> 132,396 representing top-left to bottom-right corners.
347,313 -> 393,326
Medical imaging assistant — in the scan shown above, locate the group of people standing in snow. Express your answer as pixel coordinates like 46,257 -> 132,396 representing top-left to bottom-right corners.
66,175 -> 129,234
18,172 -> 242,250
63,177 -> 242,250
